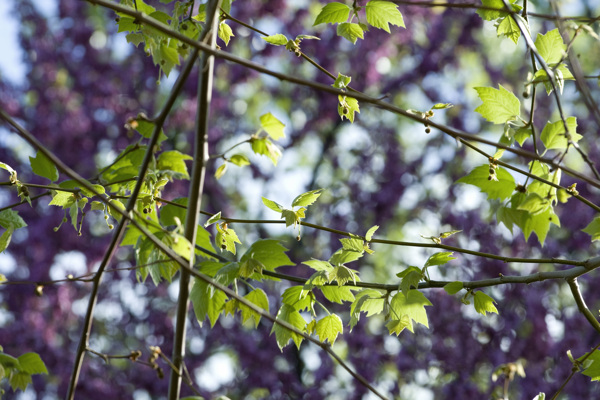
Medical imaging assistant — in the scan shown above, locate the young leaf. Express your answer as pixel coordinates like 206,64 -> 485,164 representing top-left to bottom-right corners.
365,225 -> 379,241
218,21 -> 234,46
157,150 -> 193,179
496,15 -> 520,44
397,266 -> 423,296
49,191 -> 77,208
340,237 -> 364,252
262,34 -> 289,46
320,285 -> 356,304
540,117 -> 581,150
476,0 -> 521,21
431,103 -> 453,110
271,304 -> 306,350
282,286 -> 314,312
17,353 -> 48,375
328,265 -> 359,286
582,216 -> 600,241
338,95 -> 360,122
229,154 -> 250,167
250,137 -> 282,165
443,281 -> 463,295
315,314 -> 343,344
239,288 -> 269,328
292,189 -> 324,207
350,289 -> 385,329
389,290 -> 433,333
240,239 -> 294,271
424,252 -> 456,267
474,85 -> 521,124
215,163 -> 228,179
534,29 -> 566,66
332,73 -> 352,89
386,314 -> 412,336
336,22 -> 364,44
204,211 -> 222,227
457,164 -> 516,200
261,197 -> 284,213
29,150 -> 59,182
260,112 -> 286,140
314,2 -> 351,26
0,209 -> 27,230
473,291 -> 498,316
190,278 -> 228,327
215,224 -> 242,254
365,1 -> 405,32
578,350 -> 600,381
303,259 -> 334,272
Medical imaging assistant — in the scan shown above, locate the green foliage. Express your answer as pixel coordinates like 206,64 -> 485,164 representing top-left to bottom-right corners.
443,281 -> 464,295
582,216 -> 600,241
578,350 -> 600,381
262,189 -> 324,233
473,291 -> 499,316
387,290 -> 432,334
314,1 -> 404,44
0,209 -> 27,253
474,85 -> 521,124
0,350 -> 48,393
29,150 -> 58,182
271,304 -> 306,350
457,164 -> 516,200
315,314 -> 343,344
191,278 -> 228,327
540,117 -> 581,151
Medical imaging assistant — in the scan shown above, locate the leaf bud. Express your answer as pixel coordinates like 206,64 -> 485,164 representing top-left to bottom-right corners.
35,285 -> 44,297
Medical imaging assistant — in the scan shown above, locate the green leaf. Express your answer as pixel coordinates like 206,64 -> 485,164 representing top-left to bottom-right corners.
282,286 -> 314,311
190,278 -> 227,327
0,209 -> 27,230
49,191 -> 77,208
338,95 -> 360,122
159,197 -> 187,227
579,350 -> 600,381
240,239 -> 294,271
457,164 -> 516,200
497,193 -> 560,245
157,150 -> 193,180
496,15 -> 520,44
251,137 -> 282,165
332,73 -> 352,89
303,259 -> 333,272
9,371 -> 32,391
0,228 -> 11,253
259,112 -> 286,140
386,314 -> 412,336
540,117 -> 581,150
315,314 -> 343,344
17,353 -> 48,375
365,225 -> 379,241
474,85 -> 520,124
229,154 -> 250,167
365,1 -> 405,32
329,248 -> 363,265
262,34 -> 289,46
350,289 -> 385,329
397,266 -> 423,296
443,281 -> 463,295
476,0 -> 521,21
389,290 -> 433,333
204,211 -> 222,227
534,29 -> 566,66
215,163 -> 228,179
424,252 -> 456,267
431,103 -> 454,110
292,189 -> 324,207
271,304 -> 306,350
328,265 -> 359,286
262,197 -> 284,213
517,192 -> 550,214
340,237 -> 364,252
320,285 -> 356,304
583,216 -> 600,241
514,126 -> 531,146
336,22 -> 364,44
239,288 -> 269,328
29,150 -> 59,182
215,224 -> 242,254
473,291 -> 498,316
314,2 -> 351,26
218,21 -> 234,46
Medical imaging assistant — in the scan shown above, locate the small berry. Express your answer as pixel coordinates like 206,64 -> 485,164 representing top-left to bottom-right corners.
425,128 -> 431,134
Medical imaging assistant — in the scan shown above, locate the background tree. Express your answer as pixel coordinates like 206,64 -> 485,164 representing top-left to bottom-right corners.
1,0 -> 600,399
